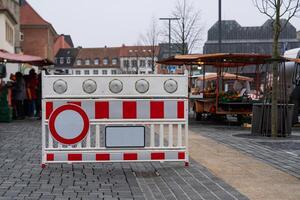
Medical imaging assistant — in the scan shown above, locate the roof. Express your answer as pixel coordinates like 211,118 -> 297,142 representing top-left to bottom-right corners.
74,47 -> 121,68
20,1 -> 57,35
195,73 -> 253,82
119,45 -> 159,57
63,35 -> 74,47
157,53 -> 300,67
0,50 -> 53,66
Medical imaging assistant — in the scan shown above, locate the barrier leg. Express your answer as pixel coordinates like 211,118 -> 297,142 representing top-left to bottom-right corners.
41,163 -> 46,169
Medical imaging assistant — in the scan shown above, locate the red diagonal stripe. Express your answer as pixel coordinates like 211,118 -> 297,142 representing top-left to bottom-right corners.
123,101 -> 137,119
151,152 -> 165,160
123,153 -> 138,160
95,101 -> 109,119
68,154 -> 82,161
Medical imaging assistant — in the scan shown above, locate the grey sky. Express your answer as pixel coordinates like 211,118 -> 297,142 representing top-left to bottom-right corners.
27,0 -> 300,52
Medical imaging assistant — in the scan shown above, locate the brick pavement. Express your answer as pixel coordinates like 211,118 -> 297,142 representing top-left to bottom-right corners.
0,120 -> 247,200
189,122 -> 300,179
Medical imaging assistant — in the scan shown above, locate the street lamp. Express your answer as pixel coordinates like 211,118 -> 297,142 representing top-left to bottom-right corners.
218,0 -> 222,53
159,17 -> 180,58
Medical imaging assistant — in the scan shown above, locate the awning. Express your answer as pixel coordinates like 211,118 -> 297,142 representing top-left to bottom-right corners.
157,53 -> 300,67
195,73 -> 253,82
0,50 -> 53,66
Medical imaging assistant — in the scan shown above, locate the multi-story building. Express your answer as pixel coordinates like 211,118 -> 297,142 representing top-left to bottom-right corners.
0,0 -> 21,79
119,45 -> 159,74
58,47 -> 122,75
20,0 -> 58,61
54,48 -> 79,74
53,34 -> 74,56
203,19 -> 300,54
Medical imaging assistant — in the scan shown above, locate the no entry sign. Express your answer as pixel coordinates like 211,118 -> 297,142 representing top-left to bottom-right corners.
48,104 -> 89,145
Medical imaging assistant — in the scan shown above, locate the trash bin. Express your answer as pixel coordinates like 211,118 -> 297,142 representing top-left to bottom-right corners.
252,103 -> 294,137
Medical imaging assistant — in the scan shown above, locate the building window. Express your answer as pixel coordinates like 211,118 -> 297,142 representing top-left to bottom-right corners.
94,58 -> 99,65
60,57 -> 64,64
76,59 -> 82,65
66,57 -> 71,64
112,70 -> 117,74
54,57 -> 58,64
103,58 -> 109,65
124,60 -> 130,68
75,70 -> 81,75
20,32 -> 24,41
93,70 -> 99,75
148,60 -> 153,67
112,58 -> 118,65
84,70 -> 90,75
85,59 -> 90,65
140,60 -> 146,67
131,60 -> 137,67
5,22 -> 13,45
102,70 -> 107,75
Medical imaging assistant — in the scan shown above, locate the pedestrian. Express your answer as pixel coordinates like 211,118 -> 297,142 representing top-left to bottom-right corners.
13,72 -> 26,119
27,69 -> 38,118
35,73 -> 42,119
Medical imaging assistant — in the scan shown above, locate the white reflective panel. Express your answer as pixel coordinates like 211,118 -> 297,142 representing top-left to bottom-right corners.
135,79 -> 149,94
53,79 -> 67,94
164,79 -> 178,93
82,79 -> 97,94
109,79 -> 123,94
106,126 -> 145,147
54,110 -> 84,139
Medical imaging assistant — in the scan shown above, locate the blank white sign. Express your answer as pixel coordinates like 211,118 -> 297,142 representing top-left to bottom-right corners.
105,126 -> 145,147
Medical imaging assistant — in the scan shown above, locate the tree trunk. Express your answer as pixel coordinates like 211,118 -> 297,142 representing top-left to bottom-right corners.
271,1 -> 281,137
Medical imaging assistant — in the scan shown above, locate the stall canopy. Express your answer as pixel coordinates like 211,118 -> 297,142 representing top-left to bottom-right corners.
157,53 -> 300,67
195,73 -> 253,82
0,50 -> 53,66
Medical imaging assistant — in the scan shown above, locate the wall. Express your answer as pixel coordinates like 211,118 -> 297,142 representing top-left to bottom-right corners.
0,14 -> 15,53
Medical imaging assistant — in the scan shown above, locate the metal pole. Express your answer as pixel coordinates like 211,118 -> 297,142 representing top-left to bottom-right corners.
218,0 -> 222,53
169,19 -> 171,58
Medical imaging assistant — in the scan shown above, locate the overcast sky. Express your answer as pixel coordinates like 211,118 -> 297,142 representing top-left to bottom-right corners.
27,0 -> 300,52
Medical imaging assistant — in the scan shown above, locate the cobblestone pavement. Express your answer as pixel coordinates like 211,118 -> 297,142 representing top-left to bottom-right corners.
0,120 -> 247,200
190,121 -> 300,179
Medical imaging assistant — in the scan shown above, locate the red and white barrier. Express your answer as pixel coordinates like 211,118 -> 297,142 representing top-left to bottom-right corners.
42,72 -> 189,166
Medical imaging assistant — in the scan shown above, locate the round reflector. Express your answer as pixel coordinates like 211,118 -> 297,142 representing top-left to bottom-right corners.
109,79 -> 123,94
135,79 -> 149,94
164,79 -> 178,93
53,79 -> 67,94
82,79 -> 97,94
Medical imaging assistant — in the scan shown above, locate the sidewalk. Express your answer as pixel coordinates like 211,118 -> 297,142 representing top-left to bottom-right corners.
188,126 -> 300,200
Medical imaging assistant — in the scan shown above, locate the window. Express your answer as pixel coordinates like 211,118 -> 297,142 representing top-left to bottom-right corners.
75,70 -> 81,75
60,57 -> 64,64
124,60 -> 130,68
131,60 -> 137,67
54,57 -> 58,64
112,58 -> 118,65
85,59 -> 90,65
76,59 -> 82,65
102,70 -> 108,75
93,70 -> 99,75
66,57 -> 71,64
5,22 -> 13,45
94,58 -> 99,65
148,60 -> 153,67
112,70 -> 117,74
20,32 -> 24,41
140,60 -> 146,67
103,58 -> 109,65
84,70 -> 90,75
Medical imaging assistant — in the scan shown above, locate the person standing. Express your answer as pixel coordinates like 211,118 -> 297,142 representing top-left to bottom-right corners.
13,72 -> 26,119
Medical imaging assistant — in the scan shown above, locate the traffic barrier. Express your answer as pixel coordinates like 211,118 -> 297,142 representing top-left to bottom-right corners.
42,72 -> 189,166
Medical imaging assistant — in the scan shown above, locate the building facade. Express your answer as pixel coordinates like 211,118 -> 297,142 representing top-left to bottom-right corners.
0,0 -> 21,80
203,19 -> 300,55
119,45 -> 159,74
